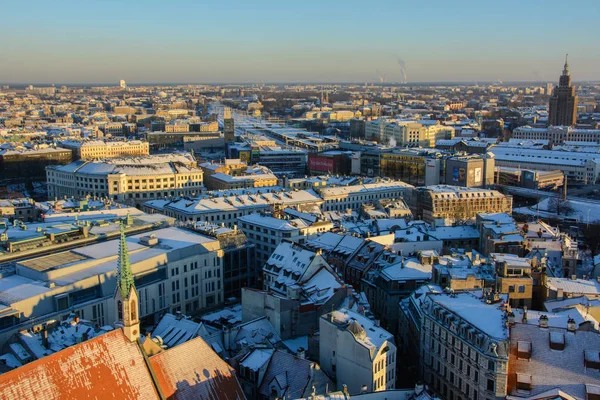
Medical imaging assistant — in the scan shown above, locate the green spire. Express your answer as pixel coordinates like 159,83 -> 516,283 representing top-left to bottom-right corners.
116,221 -> 135,299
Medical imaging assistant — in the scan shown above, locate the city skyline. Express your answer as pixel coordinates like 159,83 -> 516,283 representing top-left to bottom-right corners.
2,0 -> 600,84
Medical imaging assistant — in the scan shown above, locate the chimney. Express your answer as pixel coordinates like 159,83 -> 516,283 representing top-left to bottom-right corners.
522,306 -> 528,323
342,384 -> 349,396
361,385 -> 368,393
507,311 -> 515,325
539,314 -> 549,328
296,347 -> 306,359
41,326 -> 49,349
567,317 -> 576,332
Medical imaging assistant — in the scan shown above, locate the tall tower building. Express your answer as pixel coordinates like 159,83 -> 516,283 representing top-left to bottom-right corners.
223,107 -> 235,143
548,55 -> 578,126
119,79 -> 127,89
114,222 -> 140,342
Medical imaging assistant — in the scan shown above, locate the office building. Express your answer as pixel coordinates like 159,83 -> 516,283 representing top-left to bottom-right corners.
548,55 -> 578,126
224,107 -> 235,142
415,186 -> 513,222
512,125 -> 600,145
60,140 -> 149,160
319,181 -> 414,212
46,153 -> 204,204
200,159 -> 278,190
151,188 -> 324,226
0,146 -> 72,183
0,226 -> 225,348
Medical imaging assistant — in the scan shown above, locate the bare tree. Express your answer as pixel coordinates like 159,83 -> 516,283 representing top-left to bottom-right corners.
548,197 -> 573,216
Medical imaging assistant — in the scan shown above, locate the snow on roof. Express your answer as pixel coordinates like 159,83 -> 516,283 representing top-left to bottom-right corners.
327,308 -> 393,355
164,189 -> 322,215
152,313 -> 202,348
0,275 -> 51,305
430,291 -> 508,340
319,180 -> 413,198
282,336 -> 309,353
149,336 -> 245,400
545,277 -> 600,295
240,348 -> 274,371
238,213 -> 299,231
0,329 -> 160,399
380,257 -> 433,281
508,324 -> 600,398
200,304 -> 242,325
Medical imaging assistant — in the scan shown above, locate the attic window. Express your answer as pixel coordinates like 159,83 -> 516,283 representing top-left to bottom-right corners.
584,351 -> 600,370
517,341 -> 532,360
516,373 -> 532,391
549,332 -> 565,351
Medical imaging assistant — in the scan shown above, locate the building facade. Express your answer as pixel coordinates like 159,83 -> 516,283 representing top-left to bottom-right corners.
46,153 -> 204,204
548,56 -> 578,127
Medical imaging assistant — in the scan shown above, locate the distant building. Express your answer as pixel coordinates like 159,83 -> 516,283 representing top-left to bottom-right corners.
119,79 -> 126,89
46,153 -> 204,204
200,159 -> 278,191
415,186 -> 513,222
0,146 -> 72,183
224,107 -> 235,142
60,140 -> 149,160
548,55 -> 578,126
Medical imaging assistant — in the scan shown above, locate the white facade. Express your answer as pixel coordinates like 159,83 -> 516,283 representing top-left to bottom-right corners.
513,125 -> 600,145
490,146 -> 600,183
319,308 -> 397,395
46,153 -> 204,203
0,227 -> 223,348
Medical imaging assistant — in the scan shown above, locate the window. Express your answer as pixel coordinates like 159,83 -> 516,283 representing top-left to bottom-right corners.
518,285 -> 525,293
117,300 -> 123,320
487,379 -> 495,392
488,360 -> 495,371
508,285 -> 515,293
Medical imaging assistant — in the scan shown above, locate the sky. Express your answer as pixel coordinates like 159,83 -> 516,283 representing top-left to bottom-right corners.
1,0 -> 599,84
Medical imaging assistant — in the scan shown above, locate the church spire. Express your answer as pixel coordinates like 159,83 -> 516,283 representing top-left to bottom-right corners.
116,221 -> 134,299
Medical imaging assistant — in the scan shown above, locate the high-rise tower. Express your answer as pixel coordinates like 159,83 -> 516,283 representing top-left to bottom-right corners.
548,55 -> 578,126
114,222 -> 140,342
223,107 -> 235,143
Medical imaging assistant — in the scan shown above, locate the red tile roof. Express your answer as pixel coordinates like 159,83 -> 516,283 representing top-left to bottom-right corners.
0,329 -> 159,400
150,336 -> 245,400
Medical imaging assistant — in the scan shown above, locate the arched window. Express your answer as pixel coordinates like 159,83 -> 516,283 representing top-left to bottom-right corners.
130,300 -> 137,321
117,300 -> 123,320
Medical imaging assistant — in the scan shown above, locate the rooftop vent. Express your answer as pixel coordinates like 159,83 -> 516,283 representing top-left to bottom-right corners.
140,234 -> 159,246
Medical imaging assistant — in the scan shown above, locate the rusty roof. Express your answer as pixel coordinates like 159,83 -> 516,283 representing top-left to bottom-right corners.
0,329 -> 159,400
150,336 -> 245,400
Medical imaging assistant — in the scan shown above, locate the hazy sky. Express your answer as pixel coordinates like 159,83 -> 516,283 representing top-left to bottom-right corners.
1,0 -> 599,84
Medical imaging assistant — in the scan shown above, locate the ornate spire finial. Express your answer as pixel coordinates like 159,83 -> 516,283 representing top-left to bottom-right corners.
116,221 -> 134,299
563,53 -> 570,75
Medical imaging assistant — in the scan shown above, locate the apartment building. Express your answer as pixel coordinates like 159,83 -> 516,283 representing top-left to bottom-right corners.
61,140 -> 149,160
200,159 -> 278,190
153,188 -> 323,226
415,186 -> 512,222
491,253 -> 533,309
420,291 -> 510,400
46,153 -> 204,204
238,213 -> 332,270
319,181 -> 414,212
319,308 -> 397,394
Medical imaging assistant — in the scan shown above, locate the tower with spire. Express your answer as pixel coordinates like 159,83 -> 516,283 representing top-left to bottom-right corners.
548,54 -> 578,126
114,221 -> 140,342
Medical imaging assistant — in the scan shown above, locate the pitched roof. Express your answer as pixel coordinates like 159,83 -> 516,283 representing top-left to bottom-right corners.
149,336 -> 245,400
258,351 -> 332,399
0,329 -> 159,400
